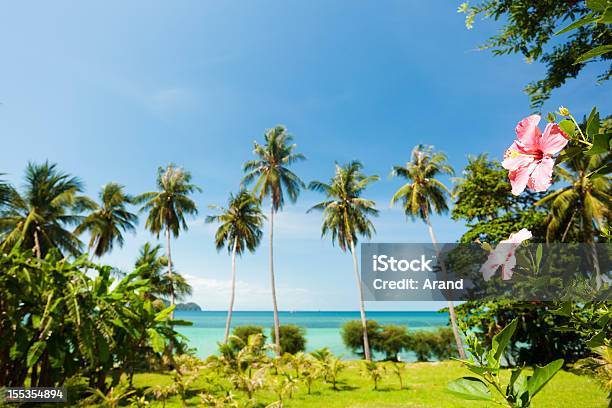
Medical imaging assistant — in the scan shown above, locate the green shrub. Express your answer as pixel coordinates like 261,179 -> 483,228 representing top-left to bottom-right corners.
271,324 -> 307,355
373,324 -> 411,361
340,320 -> 382,358
407,328 -> 457,361
430,327 -> 456,360
230,325 -> 266,350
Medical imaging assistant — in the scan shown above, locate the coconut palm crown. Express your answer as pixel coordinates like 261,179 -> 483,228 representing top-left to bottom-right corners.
308,161 -> 379,251
134,242 -> 192,301
0,162 -> 93,257
206,190 -> 265,255
75,182 -> 138,257
390,144 -> 454,221
242,126 -> 306,210
135,165 -> 201,238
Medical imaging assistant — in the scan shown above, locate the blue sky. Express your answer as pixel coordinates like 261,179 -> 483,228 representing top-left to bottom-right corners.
1,1 -> 609,311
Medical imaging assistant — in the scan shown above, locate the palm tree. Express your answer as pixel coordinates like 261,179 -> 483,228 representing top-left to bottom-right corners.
242,126 -> 306,352
537,154 -> 610,243
134,242 -> 192,302
0,162 -> 92,257
75,183 -> 138,258
135,165 -> 201,317
308,161 -> 379,361
535,153 -> 610,287
206,190 -> 265,343
390,145 -> 466,359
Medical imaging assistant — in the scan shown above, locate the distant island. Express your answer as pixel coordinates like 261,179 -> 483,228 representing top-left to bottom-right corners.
163,300 -> 202,311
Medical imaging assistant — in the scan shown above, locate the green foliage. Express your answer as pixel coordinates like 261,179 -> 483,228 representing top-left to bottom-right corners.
308,161 -> 379,252
536,108 -> 611,243
448,319 -> 564,407
456,301 -> 590,366
0,247 -> 189,390
341,320 -> 382,358
407,328 -> 457,362
458,1 -> 612,108
390,144 -> 454,222
452,155 -> 547,243
206,190 -> 265,255
134,243 -> 192,302
373,325 -> 411,361
270,324 -> 307,355
135,164 -> 201,239
362,360 -> 386,390
452,154 -> 513,222
0,161 -> 93,257
310,348 -> 345,391
229,326 -> 266,351
459,211 -> 547,243
74,182 -> 138,257
242,125 -> 306,211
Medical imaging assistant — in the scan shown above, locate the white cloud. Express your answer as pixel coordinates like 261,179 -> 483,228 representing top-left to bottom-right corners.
184,273 -> 312,310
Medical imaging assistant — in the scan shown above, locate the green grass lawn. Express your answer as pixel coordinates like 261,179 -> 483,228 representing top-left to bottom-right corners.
129,361 -> 608,407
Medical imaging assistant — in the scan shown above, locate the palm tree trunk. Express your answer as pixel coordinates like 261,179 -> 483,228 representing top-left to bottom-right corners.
166,227 -> 175,320
423,211 -> 466,359
224,238 -> 238,344
33,227 -> 41,259
270,206 -> 281,355
350,239 -> 371,361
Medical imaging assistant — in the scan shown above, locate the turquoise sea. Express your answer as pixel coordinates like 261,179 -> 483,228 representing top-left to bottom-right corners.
175,310 -> 449,361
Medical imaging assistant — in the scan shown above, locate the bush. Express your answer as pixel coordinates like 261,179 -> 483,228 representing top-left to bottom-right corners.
230,325 -> 266,350
270,324 -> 307,355
373,325 -> 411,361
340,320 -> 382,358
430,327 -> 456,360
407,328 -> 457,361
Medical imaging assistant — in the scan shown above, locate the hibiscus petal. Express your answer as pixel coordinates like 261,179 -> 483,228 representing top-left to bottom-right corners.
515,115 -> 542,149
509,161 -> 537,195
527,157 -> 554,192
507,228 -> 532,243
502,143 -> 535,171
480,252 -> 502,281
540,123 -> 568,154
501,254 -> 517,280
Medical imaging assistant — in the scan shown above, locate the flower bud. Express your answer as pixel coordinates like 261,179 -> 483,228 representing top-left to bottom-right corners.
558,106 -> 570,116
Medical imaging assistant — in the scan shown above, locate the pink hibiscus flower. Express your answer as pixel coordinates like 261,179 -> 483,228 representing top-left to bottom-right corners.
502,115 -> 568,195
480,228 -> 532,281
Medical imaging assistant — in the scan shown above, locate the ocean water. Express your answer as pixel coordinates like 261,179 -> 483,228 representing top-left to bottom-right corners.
175,311 -> 449,361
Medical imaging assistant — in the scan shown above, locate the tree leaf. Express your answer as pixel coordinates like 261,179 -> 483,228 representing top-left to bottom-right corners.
587,163 -> 612,178
154,304 -> 176,322
147,328 -> 166,353
447,377 -> 493,401
27,341 -> 46,368
535,244 -> 543,271
556,146 -> 582,164
586,330 -> 606,348
490,318 -> 518,364
586,0 -> 608,12
526,359 -> 564,398
558,119 -> 575,138
585,133 -> 612,156
555,12 -> 597,35
586,107 -> 600,138
598,6 -> 612,23
575,44 -> 612,64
